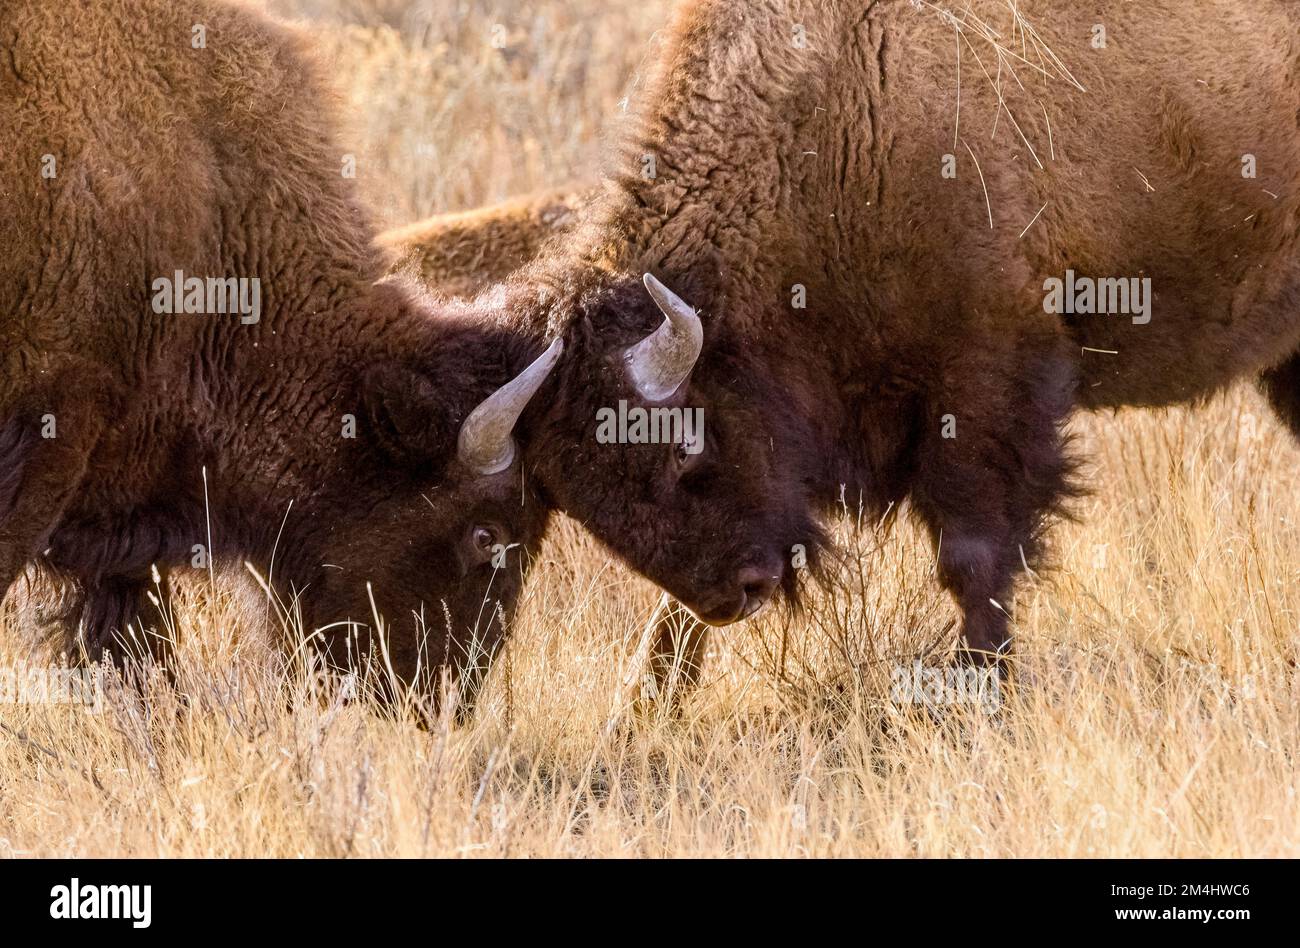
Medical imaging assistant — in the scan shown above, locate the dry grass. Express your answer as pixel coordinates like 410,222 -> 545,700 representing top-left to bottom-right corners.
2,0 -> 1297,858
271,0 -> 667,227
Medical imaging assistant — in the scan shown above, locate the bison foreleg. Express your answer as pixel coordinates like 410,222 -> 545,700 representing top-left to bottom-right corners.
1259,354 -> 1300,440
71,569 -> 176,667
0,378 -> 108,614
911,343 -> 1078,668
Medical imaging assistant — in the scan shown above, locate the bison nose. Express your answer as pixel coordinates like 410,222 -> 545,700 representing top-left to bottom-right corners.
736,562 -> 781,620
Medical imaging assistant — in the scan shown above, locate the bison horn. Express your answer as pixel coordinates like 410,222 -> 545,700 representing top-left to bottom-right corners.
625,273 -> 703,402
457,338 -> 564,475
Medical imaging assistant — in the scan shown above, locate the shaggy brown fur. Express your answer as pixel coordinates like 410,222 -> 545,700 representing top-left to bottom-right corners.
0,0 -> 554,700
462,0 -> 1300,664
380,187 -> 590,296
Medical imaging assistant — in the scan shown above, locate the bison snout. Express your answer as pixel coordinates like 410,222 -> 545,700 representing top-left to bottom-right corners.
688,559 -> 783,626
736,562 -> 781,620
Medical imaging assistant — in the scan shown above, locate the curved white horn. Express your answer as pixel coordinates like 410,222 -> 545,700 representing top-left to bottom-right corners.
625,273 -> 703,402
457,338 -> 564,475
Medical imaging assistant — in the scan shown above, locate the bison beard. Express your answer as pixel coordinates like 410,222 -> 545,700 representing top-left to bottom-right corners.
455,0 -> 1300,671
0,0 -> 562,711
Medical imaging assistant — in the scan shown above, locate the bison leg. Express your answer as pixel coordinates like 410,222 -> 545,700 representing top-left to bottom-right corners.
1260,355 -> 1300,438
643,596 -> 710,708
0,384 -> 106,614
911,347 -> 1077,667
25,567 -> 175,667
72,569 -> 176,666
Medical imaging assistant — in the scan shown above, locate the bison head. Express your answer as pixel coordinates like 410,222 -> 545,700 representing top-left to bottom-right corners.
292,332 -> 561,707
529,271 -> 824,626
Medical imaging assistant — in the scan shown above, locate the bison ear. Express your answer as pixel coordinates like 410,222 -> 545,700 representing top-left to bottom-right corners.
360,364 -> 454,471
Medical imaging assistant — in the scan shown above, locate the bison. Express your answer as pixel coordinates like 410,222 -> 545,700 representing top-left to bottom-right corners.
451,0 -> 1300,669
380,187 -> 590,298
0,0 -> 562,703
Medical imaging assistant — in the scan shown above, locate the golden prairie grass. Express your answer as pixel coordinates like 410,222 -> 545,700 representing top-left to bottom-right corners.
1,0 -> 1296,857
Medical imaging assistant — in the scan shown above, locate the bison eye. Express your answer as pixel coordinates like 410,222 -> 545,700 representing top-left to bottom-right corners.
673,432 -> 705,474
467,524 -> 511,567
472,525 -> 498,553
